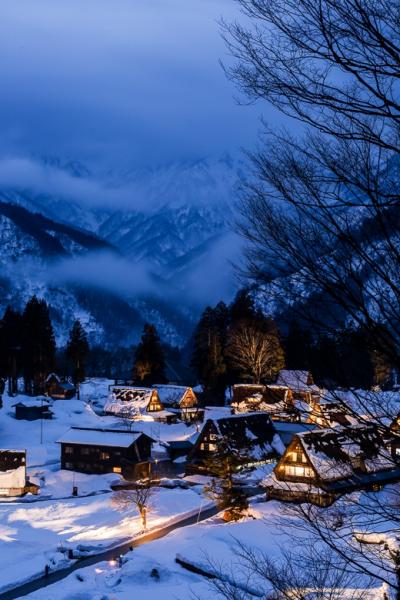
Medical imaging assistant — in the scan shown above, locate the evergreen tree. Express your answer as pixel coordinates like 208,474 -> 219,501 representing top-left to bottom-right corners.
285,320 -> 313,370
66,320 -> 89,384
229,288 -> 256,324
0,307 -> 23,395
132,323 -> 166,386
191,306 -> 227,404
22,296 -> 56,395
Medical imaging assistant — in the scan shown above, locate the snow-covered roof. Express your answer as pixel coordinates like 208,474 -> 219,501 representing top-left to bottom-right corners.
105,387 -> 159,417
276,370 -> 319,392
45,372 -> 60,383
153,385 -> 192,406
206,412 -> 284,458
57,427 -> 144,448
298,425 -> 395,480
12,397 -> 50,408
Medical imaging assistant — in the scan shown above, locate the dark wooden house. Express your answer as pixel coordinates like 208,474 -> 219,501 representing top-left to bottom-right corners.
0,450 -> 39,497
13,398 -> 53,421
276,370 -> 321,405
45,374 -> 76,400
231,384 -> 299,422
264,425 -> 400,506
186,412 -> 284,475
57,427 -> 155,479
231,384 -> 266,405
308,400 -> 354,428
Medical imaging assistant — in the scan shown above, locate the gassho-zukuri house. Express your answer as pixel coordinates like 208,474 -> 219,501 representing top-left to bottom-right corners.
104,386 -> 177,423
152,385 -> 204,423
0,450 -> 39,497
276,370 -> 321,405
186,412 -> 285,475
57,427 -> 155,479
263,424 -> 400,506
231,383 -> 300,422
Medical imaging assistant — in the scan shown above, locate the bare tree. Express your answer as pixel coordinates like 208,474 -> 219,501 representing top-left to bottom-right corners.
112,483 -> 153,531
226,321 -> 284,383
199,538 -> 373,599
220,0 -> 400,597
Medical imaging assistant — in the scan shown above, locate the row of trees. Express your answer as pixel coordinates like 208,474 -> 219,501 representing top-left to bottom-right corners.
0,295 -> 170,394
0,296 -> 89,395
191,290 -> 285,402
285,320 -> 395,389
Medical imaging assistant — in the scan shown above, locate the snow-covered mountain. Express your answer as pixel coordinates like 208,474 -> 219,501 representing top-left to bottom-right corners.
0,155 -> 243,346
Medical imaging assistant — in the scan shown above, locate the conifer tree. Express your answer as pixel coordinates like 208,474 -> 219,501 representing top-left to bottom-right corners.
132,323 -> 166,386
191,306 -> 227,403
0,306 -> 23,394
66,320 -> 89,384
22,296 -> 56,395
229,288 -> 256,324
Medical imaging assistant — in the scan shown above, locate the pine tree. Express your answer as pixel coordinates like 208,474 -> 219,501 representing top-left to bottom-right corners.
191,306 -> 227,404
285,321 -> 313,370
229,288 -> 256,324
66,320 -> 89,384
22,296 -> 56,395
132,323 -> 166,386
0,307 -> 23,394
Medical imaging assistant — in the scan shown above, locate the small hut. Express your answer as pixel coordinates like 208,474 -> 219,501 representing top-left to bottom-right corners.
13,397 -> 53,421
45,374 -> 76,399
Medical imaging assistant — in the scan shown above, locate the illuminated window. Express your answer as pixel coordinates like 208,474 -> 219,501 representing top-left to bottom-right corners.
65,446 -> 74,454
113,466 -> 122,474
284,465 -> 313,478
100,452 -> 110,460
208,443 -> 217,451
200,443 -> 205,450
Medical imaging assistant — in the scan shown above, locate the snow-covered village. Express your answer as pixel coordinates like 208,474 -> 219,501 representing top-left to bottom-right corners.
0,1 -> 399,599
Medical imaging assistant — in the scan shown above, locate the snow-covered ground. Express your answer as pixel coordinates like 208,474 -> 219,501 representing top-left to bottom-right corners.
0,379 -> 397,598
22,498 -> 388,600
0,379 -> 225,593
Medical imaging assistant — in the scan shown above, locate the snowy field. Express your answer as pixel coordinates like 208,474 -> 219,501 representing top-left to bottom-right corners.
22,498 -> 388,600
0,379 -> 222,593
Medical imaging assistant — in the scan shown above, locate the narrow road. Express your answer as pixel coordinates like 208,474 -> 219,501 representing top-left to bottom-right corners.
0,504 -> 219,600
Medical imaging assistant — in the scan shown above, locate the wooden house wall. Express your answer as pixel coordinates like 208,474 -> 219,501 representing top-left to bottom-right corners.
274,438 -> 317,483
61,437 -> 152,475
147,391 -> 164,412
180,388 -> 198,408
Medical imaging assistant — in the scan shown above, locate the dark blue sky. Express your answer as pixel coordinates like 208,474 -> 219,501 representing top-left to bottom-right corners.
0,0 -> 267,167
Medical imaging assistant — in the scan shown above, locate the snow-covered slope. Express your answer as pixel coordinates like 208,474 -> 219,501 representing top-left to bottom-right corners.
0,156 -> 243,346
